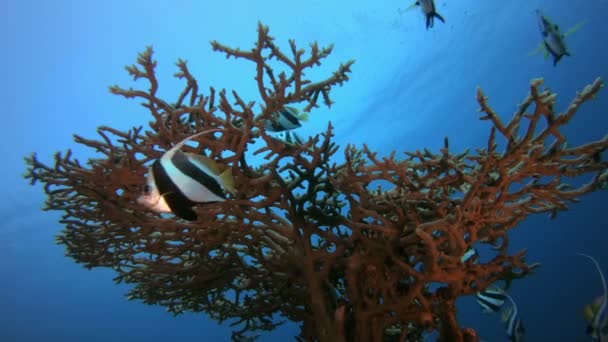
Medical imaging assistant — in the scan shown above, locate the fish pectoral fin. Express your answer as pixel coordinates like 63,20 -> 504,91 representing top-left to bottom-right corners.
500,305 -> 513,322
527,42 -> 546,56
398,2 -> 419,14
564,20 -> 586,37
583,302 -> 598,322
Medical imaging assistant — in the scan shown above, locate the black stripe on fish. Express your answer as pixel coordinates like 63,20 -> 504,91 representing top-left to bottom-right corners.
503,294 -> 525,341
171,151 -> 225,199
285,132 -> 294,144
279,108 -> 300,126
476,294 -> 505,313
151,159 -> 197,221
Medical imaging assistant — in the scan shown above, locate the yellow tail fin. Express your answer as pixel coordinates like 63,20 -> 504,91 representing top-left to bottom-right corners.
219,168 -> 236,194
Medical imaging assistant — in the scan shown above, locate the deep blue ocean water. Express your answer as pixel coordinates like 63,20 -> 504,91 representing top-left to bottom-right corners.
1,0 -> 607,341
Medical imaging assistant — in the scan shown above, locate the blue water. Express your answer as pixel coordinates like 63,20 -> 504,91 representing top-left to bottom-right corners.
1,0 -> 607,341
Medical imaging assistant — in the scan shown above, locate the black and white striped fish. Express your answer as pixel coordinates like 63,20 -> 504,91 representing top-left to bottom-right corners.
578,253 -> 608,341
460,248 -> 507,313
403,0 -> 445,30
476,284 -> 508,314
137,130 -> 235,221
273,130 -> 305,146
502,293 -> 525,342
264,106 -> 308,132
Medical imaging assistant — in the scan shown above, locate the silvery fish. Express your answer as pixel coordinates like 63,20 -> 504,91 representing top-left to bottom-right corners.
533,10 -> 585,66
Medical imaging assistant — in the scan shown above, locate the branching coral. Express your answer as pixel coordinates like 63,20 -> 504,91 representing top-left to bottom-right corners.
24,22 -> 607,342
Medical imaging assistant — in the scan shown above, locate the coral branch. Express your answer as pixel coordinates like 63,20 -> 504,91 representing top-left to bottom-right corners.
24,23 -> 606,342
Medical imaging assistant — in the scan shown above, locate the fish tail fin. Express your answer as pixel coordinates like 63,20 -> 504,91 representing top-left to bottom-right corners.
298,112 -> 309,122
434,12 -> 445,23
220,168 -> 236,194
553,56 -> 560,66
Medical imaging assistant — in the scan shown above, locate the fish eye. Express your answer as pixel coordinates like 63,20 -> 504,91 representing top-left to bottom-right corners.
143,185 -> 151,194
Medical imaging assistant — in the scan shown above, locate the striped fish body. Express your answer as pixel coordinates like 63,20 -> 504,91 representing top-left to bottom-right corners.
274,130 -> 305,146
264,106 -> 308,132
502,294 -> 525,342
137,130 -> 234,221
476,284 -> 507,314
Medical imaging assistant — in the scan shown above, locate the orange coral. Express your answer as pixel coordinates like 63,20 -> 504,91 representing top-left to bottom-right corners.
24,22 -> 607,341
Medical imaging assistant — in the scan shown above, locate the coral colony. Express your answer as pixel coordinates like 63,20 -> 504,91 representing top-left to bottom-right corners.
24,23 -> 607,341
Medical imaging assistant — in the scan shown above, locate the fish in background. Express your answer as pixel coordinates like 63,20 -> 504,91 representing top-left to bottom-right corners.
476,284 -> 508,314
578,253 -> 608,341
460,248 -> 506,313
532,9 -> 585,66
272,130 -> 306,146
501,292 -> 525,342
461,247 -> 525,340
137,130 -> 235,221
400,0 -> 445,30
264,106 -> 309,132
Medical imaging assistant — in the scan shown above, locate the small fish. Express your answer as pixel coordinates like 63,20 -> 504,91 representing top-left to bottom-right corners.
476,284 -> 507,314
264,106 -> 309,132
137,130 -> 235,221
502,293 -> 525,342
273,130 -> 306,146
460,247 -> 479,264
533,10 -> 585,66
578,253 -> 608,341
461,248 -> 508,314
403,0 -> 445,30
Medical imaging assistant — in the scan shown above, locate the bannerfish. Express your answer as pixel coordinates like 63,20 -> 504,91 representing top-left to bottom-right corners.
477,284 -> 508,314
264,106 -> 308,132
533,9 -> 585,66
460,249 -> 511,315
273,130 -> 305,146
502,293 -> 525,342
404,0 -> 445,30
578,253 -> 608,341
137,129 -> 235,221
